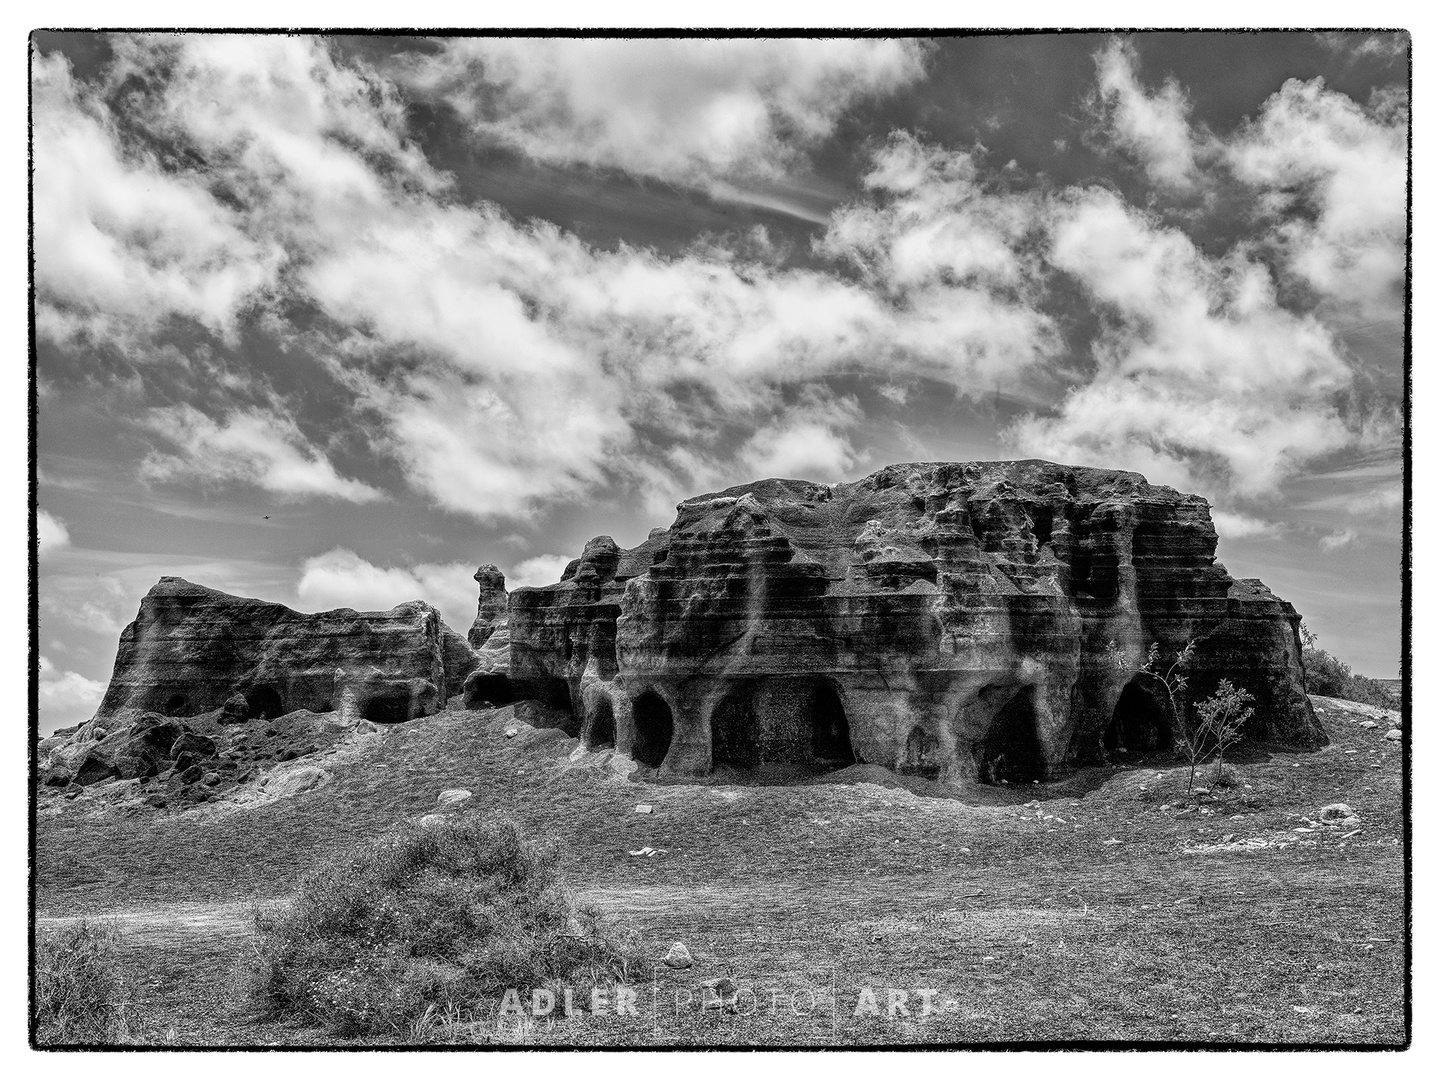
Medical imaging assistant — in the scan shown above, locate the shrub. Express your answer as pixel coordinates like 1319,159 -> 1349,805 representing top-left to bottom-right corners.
33,920 -> 134,1045
1183,679 -> 1254,793
1301,645 -> 1398,709
240,815 -> 641,1037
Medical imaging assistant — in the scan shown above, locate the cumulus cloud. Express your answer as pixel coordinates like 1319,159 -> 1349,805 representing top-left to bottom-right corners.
38,655 -> 106,733
296,548 -> 477,632
739,393 -> 865,481
404,39 -> 926,192
1092,40 -> 1203,190
1227,76 -> 1407,324
140,405 -> 384,503
31,50 -> 281,344
1010,190 -> 1357,499
33,35 -> 1405,531
37,510 -> 71,556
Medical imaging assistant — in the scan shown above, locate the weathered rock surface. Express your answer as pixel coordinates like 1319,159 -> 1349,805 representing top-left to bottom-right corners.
468,564 -> 509,649
88,576 -> 478,732
505,460 -> 1324,789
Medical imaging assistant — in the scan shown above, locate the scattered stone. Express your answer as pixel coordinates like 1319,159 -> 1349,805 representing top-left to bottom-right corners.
635,804 -> 654,814
1359,720 -> 1378,730
177,764 -> 205,784
663,942 -> 693,969
1385,729 -> 1402,742
1102,838 -> 1122,845
1318,803 -> 1361,828
437,789 -> 473,807
260,765 -> 329,798
171,732 -> 218,760
418,814 -> 447,828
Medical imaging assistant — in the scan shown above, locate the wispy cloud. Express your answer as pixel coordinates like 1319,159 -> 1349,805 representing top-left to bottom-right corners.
37,510 -> 71,557
1091,40 -> 1204,190
140,405 -> 384,504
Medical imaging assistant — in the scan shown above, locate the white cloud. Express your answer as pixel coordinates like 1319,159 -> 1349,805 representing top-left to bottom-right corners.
1092,40 -> 1202,190
1227,77 -> 1407,324
37,510 -> 71,557
739,393 -> 864,482
1010,189 -> 1357,499
38,655 -> 106,733
1320,528 -> 1359,551
295,548 -> 477,632
404,39 -> 925,190
507,554 -> 574,589
31,50 -> 281,343
1211,510 -> 1282,540
140,405 -> 383,504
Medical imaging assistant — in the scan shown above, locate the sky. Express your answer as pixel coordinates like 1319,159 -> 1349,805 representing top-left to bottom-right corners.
30,30 -> 1408,734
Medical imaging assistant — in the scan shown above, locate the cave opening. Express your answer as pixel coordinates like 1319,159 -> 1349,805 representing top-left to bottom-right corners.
809,681 -> 856,767
362,692 -> 412,725
466,673 -> 515,708
710,677 -> 855,772
164,693 -> 188,716
711,682 -> 761,769
978,688 -> 1046,784
588,696 -> 616,750
1104,679 -> 1174,756
246,685 -> 284,722
632,692 -> 673,768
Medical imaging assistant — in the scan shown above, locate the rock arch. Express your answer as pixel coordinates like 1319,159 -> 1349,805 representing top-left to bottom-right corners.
632,691 -> 673,768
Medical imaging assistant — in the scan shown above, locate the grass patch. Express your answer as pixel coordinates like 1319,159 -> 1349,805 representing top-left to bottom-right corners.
34,919 -> 134,1046
239,814 -> 642,1037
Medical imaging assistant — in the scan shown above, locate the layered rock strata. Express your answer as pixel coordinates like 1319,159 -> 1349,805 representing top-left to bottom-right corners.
505,460 -> 1323,786
86,577 -> 478,732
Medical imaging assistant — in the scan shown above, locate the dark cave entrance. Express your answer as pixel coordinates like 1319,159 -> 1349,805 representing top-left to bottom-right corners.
246,685 -> 284,721
1104,679 -> 1174,757
164,693 -> 188,716
632,692 -> 673,768
978,688 -> 1046,784
362,692 -> 413,725
588,697 -> 616,750
466,673 -> 515,708
809,681 -> 856,768
711,682 -> 761,769
710,678 -> 855,772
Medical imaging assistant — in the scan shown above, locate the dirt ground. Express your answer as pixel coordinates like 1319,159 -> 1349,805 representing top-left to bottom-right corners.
33,694 -> 1407,1047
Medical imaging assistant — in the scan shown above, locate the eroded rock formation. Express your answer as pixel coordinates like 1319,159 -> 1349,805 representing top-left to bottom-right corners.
87,576 -> 477,732
506,460 -> 1323,787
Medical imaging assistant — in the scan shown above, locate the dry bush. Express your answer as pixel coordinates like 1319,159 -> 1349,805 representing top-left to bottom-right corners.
34,920 -> 134,1045
239,815 -> 641,1036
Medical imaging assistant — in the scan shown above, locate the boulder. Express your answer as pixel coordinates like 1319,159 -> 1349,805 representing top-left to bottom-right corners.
221,692 -> 251,723
437,789 -> 473,807
663,942 -> 693,969
504,460 -> 1324,787
260,765 -> 329,798
1385,729 -> 1402,742
170,732 -> 217,759
1318,803 -> 1360,827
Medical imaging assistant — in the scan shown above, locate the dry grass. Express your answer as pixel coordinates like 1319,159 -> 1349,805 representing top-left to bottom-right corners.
33,919 -> 135,1046
34,695 -> 1405,1046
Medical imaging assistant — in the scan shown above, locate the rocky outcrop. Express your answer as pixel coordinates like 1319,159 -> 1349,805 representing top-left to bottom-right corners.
85,577 -> 478,734
505,460 -> 1324,789
468,564 -> 509,648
